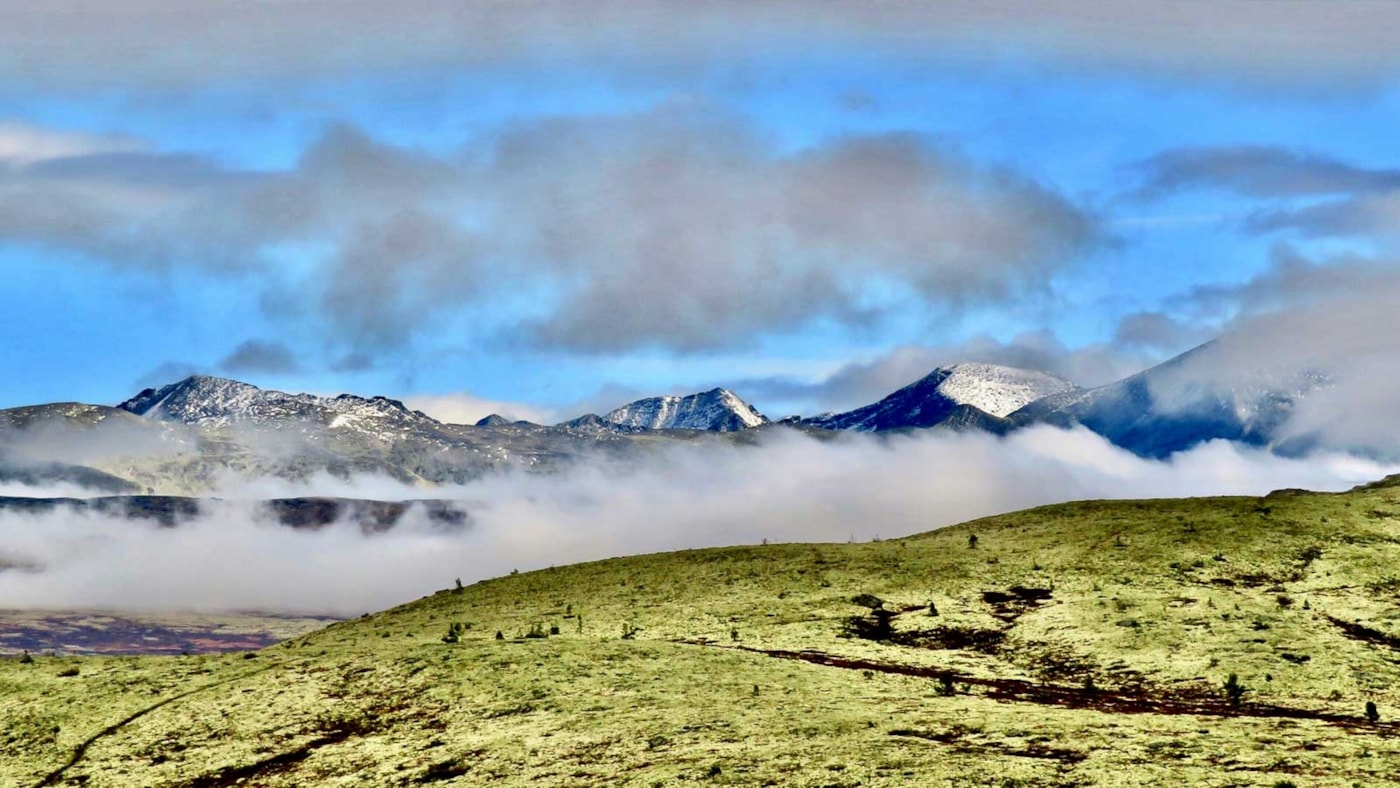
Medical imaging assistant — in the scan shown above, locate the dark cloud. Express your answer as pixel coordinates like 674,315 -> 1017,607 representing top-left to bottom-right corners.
1132,146 -> 1400,200
0,111 -> 1099,356
1131,146 -> 1400,240
133,361 -> 203,393
1168,245 -> 1400,320
1246,193 -> 1400,239
0,2 -> 1398,89
219,340 -> 302,376
1112,311 -> 1210,352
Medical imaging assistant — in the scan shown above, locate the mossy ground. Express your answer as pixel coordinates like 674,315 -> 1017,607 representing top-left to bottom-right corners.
6,482 -> 1400,786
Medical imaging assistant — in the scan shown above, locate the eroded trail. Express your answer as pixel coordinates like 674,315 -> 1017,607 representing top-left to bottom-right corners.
675,640 -> 1399,733
31,663 -> 279,788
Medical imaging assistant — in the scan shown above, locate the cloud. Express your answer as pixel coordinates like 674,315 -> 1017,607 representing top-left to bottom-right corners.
219,339 -> 302,376
1112,311 -> 1211,352
1,2 -> 1398,89
1132,146 -> 1400,200
133,361 -> 204,393
0,111 -> 1098,356
0,426 -> 1390,614
1169,246 -> 1400,320
1131,146 -> 1400,240
1116,247 -> 1400,456
0,122 -> 142,167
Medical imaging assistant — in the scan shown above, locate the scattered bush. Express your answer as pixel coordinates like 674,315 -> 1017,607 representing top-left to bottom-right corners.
442,622 -> 467,644
494,630 -> 504,641
967,534 -> 979,549
938,673 -> 956,696
1223,673 -> 1247,710
1366,701 -> 1381,723
18,650 -> 33,664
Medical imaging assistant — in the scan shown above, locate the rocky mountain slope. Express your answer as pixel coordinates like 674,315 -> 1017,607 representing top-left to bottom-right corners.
597,388 -> 768,432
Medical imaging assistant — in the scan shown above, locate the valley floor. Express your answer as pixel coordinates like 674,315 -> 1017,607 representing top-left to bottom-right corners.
6,481 -> 1400,786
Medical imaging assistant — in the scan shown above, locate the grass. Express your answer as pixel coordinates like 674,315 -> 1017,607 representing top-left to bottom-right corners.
6,480 -> 1400,785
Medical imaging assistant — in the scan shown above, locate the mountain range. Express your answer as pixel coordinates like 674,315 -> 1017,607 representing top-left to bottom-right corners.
0,340 -> 1338,494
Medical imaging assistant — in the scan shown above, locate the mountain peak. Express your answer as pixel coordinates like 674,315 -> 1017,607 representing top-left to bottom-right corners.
806,362 -> 1078,432
599,388 -> 768,432
117,376 -> 437,430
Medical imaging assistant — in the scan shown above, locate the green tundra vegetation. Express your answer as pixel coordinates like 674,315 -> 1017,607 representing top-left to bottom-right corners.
6,478 -> 1400,786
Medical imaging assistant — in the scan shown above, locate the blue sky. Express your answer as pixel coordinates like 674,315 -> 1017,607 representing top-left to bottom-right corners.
1,3 -> 1398,422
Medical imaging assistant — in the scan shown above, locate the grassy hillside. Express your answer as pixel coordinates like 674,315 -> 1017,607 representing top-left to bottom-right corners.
6,480 -> 1400,786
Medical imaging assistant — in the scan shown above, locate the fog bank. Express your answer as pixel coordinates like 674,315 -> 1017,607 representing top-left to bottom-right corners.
0,426 -> 1390,614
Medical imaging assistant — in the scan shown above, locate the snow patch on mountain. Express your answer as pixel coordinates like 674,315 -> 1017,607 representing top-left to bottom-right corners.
931,363 -> 1081,418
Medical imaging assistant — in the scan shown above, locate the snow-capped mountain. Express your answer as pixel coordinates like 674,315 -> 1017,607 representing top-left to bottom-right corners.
805,363 -> 1079,432
119,375 -> 434,432
597,388 -> 769,432
1010,342 -> 1329,458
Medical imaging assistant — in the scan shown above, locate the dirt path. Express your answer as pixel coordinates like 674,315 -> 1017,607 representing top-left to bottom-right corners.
32,662 -> 279,788
676,640 -> 1398,733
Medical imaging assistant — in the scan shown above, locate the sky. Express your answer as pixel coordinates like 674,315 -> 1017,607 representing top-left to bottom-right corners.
2,2 -> 1399,424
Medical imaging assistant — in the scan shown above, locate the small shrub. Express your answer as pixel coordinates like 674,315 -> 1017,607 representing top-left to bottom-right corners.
494,630 -> 504,640
442,622 -> 466,644
549,625 -> 560,636
967,534 -> 979,549
57,666 -> 79,678
18,650 -> 33,664
453,577 -> 464,594
1366,701 -> 1381,723
621,623 -> 640,640
938,673 -> 956,696
730,628 -> 739,641
1223,673 -> 1247,710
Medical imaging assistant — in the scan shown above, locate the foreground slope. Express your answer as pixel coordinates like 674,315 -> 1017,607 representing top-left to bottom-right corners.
7,482 -> 1400,786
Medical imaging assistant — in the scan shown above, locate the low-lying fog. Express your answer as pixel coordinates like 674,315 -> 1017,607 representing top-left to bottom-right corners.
0,426 -> 1392,615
